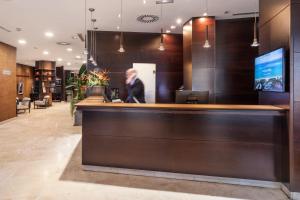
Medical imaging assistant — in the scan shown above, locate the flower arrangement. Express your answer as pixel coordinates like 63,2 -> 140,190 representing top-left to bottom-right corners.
66,64 -> 110,116
85,70 -> 110,87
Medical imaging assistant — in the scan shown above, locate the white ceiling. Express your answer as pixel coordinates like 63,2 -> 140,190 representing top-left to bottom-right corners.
0,0 -> 258,70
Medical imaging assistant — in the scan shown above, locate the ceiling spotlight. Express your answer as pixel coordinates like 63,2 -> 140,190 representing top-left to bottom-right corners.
176,18 -> 182,25
45,31 -> 54,38
57,58 -> 63,62
203,12 -> 208,16
18,39 -> 27,45
67,62 -> 71,66
66,48 -> 73,52
170,25 -> 176,29
72,35 -> 78,40
166,30 -> 171,33
43,51 -> 49,55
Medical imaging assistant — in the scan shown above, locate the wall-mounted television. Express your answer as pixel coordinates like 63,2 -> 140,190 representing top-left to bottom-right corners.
254,48 -> 285,92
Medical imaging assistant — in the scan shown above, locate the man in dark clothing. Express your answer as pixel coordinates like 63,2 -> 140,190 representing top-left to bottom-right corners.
125,68 -> 146,103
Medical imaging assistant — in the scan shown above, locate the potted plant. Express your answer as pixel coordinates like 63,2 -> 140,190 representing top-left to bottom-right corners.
65,65 -> 110,126
86,70 -> 109,97
65,64 -> 88,125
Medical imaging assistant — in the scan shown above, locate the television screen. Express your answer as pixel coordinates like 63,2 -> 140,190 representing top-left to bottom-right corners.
254,48 -> 285,92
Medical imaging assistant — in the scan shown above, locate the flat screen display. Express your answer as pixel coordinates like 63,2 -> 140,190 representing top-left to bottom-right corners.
254,48 -> 285,92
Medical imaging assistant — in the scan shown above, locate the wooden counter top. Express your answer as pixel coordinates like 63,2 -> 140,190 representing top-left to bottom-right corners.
76,99 -> 289,111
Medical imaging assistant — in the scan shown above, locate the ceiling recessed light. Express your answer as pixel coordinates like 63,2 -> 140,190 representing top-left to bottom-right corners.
18,39 -> 27,45
118,13 -> 121,18
67,62 -> 71,66
43,51 -> 49,55
57,58 -> 63,62
75,55 -> 81,59
170,25 -> 176,29
72,35 -> 78,40
117,26 -> 120,30
143,0 -> 146,4
176,18 -> 182,25
166,30 -> 171,33
66,48 -> 73,52
203,12 -> 208,16
82,60 -> 87,64
45,31 -> 54,38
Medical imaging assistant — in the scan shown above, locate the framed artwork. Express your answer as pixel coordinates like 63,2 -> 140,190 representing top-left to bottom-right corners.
18,81 -> 24,95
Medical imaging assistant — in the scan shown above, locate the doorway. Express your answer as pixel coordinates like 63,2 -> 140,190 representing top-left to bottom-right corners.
133,63 -> 156,103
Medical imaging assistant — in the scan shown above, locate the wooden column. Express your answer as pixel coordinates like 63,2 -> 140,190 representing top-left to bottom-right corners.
183,17 -> 216,102
290,0 -> 300,193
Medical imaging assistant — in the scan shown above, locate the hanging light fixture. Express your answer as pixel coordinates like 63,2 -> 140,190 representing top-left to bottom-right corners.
158,3 -> 165,51
158,28 -> 165,51
118,0 -> 125,53
251,12 -> 260,47
88,8 -> 95,63
203,0 -> 208,16
203,25 -> 211,48
91,19 -> 98,66
83,0 -> 88,55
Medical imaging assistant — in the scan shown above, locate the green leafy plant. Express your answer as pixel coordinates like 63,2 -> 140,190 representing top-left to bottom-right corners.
65,65 -> 110,116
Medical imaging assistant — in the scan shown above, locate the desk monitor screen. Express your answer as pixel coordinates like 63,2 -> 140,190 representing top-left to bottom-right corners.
254,48 -> 285,92
176,90 -> 209,104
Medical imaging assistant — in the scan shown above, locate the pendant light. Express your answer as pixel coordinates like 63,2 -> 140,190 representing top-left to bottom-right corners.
203,0 -> 208,16
83,0 -> 88,55
88,8 -> 95,63
118,0 -> 125,53
203,25 -> 211,48
251,12 -> 260,47
92,19 -> 98,66
158,3 -> 165,51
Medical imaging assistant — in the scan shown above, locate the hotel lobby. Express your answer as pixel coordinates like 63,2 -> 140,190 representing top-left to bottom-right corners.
0,0 -> 300,199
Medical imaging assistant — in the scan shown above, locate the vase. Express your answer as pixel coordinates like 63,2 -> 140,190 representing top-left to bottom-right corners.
86,86 -> 105,97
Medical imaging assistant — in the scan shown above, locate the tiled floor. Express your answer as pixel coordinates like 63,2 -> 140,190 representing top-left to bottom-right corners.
0,103 -> 289,200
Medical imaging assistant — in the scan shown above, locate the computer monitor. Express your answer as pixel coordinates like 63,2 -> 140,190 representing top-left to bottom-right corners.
176,90 -> 209,104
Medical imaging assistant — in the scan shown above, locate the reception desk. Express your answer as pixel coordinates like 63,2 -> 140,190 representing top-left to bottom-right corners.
76,99 -> 289,182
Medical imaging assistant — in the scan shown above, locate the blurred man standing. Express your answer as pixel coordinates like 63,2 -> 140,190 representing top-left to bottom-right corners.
125,68 -> 145,103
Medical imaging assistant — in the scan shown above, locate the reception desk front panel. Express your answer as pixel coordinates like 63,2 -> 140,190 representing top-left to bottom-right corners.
77,101 -> 289,182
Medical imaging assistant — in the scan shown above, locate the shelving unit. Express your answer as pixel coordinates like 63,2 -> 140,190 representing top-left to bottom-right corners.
33,61 -> 56,106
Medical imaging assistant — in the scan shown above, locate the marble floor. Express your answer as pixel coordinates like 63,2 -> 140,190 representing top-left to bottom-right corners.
0,103 -> 289,200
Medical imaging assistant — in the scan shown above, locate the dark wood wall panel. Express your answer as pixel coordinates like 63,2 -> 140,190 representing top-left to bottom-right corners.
259,0 -> 290,105
259,0 -> 292,190
216,18 -> 258,104
192,17 -> 216,101
183,21 -> 193,90
291,0 -> 300,192
0,42 -> 16,122
89,31 -> 183,103
183,18 -> 258,104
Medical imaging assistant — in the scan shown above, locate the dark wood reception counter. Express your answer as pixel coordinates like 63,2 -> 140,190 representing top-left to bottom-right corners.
76,99 -> 289,182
